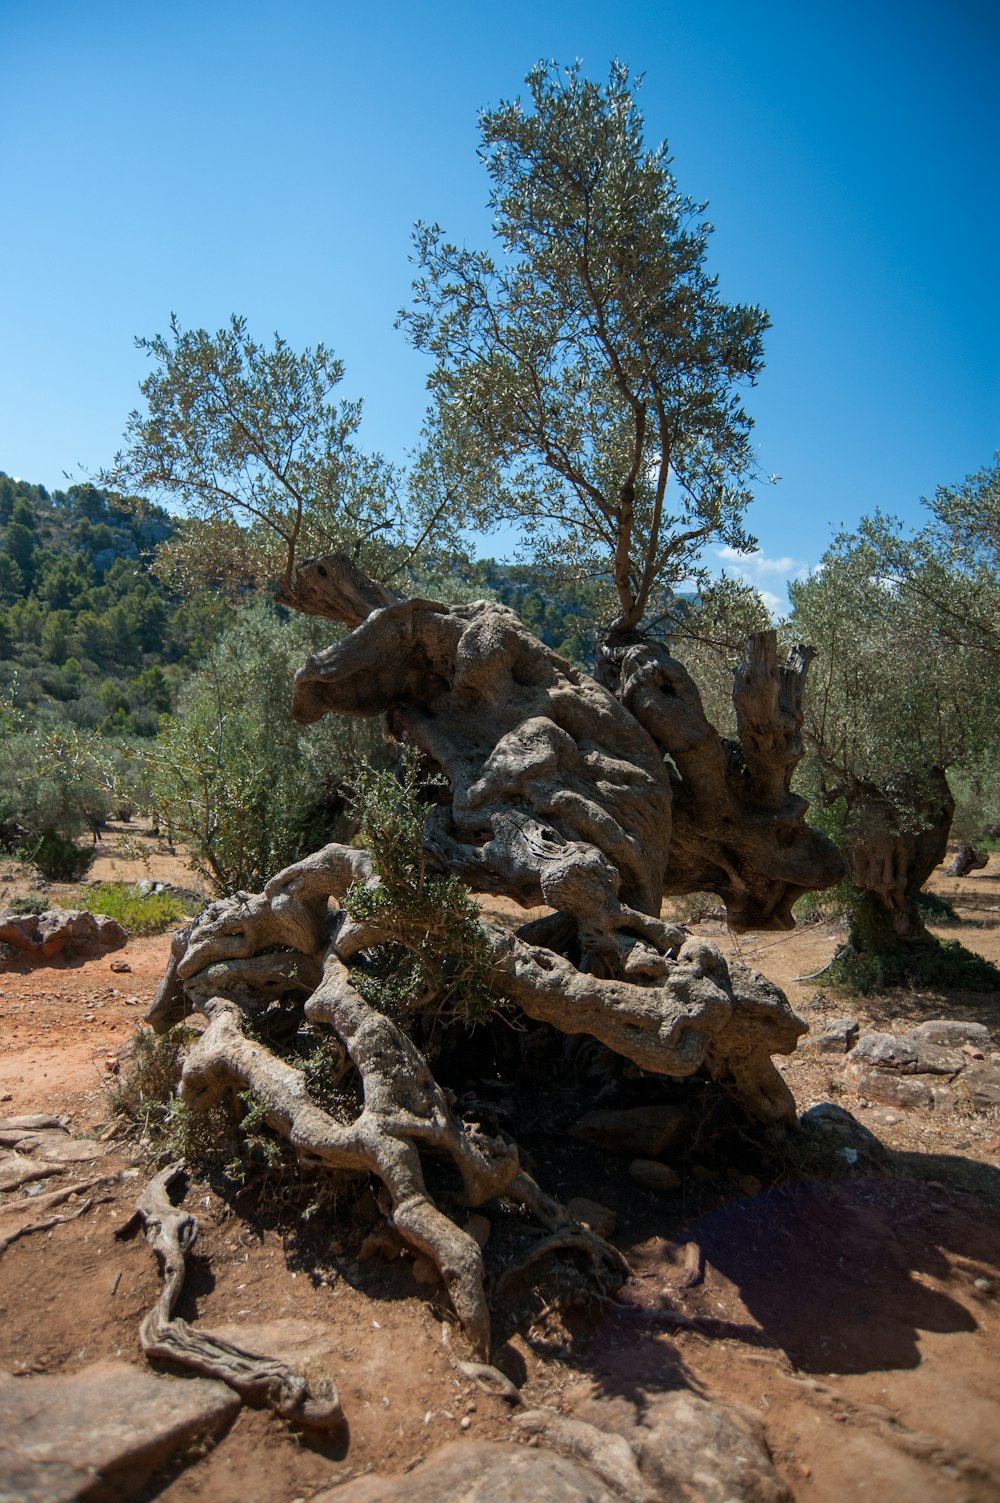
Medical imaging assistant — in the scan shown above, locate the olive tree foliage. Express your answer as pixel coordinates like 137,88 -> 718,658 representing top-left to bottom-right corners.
100,315 -> 465,599
789,519 -> 1000,944
850,456 -> 1000,867
144,604 -> 387,893
0,698 -> 128,878
399,60 -> 769,632
864,454 -> 1000,659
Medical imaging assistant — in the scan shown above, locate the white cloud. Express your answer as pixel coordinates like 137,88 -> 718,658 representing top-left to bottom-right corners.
710,546 -> 814,620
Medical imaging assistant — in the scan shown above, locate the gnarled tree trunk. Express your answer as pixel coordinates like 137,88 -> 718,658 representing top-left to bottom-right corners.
596,630 -> 844,928
140,554 -> 836,1370
840,770 -> 954,942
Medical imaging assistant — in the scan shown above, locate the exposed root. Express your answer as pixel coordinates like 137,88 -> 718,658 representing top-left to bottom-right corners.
0,1196 -> 95,1254
129,1162 -> 342,1429
455,1360 -> 525,1405
0,1176 -> 106,1223
494,1224 -> 629,1305
177,959 -> 521,1357
141,827 -> 807,1360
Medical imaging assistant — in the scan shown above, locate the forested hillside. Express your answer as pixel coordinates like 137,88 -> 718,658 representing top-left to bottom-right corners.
0,469 -> 632,888
0,473 -> 228,736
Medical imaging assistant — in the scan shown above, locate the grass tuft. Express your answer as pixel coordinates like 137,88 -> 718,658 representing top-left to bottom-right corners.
73,881 -> 200,935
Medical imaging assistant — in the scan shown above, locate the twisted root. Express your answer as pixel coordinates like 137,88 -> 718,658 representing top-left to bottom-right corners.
140,841 -> 802,1361
126,1163 -> 341,1428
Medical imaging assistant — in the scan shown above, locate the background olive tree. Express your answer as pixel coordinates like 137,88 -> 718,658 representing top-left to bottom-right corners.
789,506 -> 1000,987
145,604 -> 387,893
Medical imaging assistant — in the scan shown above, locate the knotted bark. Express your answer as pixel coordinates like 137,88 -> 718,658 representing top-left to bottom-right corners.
597,632 -> 843,928
140,554 -> 818,1367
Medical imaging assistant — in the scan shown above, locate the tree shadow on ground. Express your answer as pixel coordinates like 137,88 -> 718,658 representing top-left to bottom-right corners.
649,1166 -> 999,1376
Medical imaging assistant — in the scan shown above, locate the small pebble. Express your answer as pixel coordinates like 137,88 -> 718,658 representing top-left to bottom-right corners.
460,1416 -> 471,1430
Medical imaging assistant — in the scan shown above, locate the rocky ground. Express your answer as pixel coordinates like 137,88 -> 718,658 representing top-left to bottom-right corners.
0,826 -> 998,1502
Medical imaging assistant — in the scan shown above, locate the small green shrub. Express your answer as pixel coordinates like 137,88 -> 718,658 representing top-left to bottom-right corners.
106,1025 -> 186,1140
5,894 -> 48,916
826,934 -> 1000,995
914,889 -> 961,924
21,829 -> 95,882
108,1024 -> 245,1174
76,881 -> 199,935
167,1097 -> 244,1175
345,749 -> 497,1027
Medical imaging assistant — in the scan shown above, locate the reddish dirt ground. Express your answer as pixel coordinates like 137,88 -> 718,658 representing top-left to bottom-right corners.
1,828 -> 998,1501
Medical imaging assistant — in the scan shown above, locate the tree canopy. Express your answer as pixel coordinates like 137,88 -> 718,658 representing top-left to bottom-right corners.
101,316 -> 462,599
400,60 -> 769,631
789,506 -> 1000,949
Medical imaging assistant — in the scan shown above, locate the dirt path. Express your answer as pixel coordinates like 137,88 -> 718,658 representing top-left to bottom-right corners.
1,846 -> 998,1500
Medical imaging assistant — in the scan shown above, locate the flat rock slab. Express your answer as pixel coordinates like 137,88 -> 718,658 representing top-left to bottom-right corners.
849,1030 -> 964,1076
842,1021 -> 1000,1113
20,1133 -> 106,1165
0,1359 -> 239,1503
315,1440 -> 616,1502
847,1064 -> 956,1112
319,1387 -> 790,1503
569,1104 -> 689,1158
631,1389 -> 791,1502
0,1132 -> 104,1165
910,1019 -> 991,1049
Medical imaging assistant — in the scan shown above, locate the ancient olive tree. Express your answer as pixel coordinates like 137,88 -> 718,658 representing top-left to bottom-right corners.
110,63 -> 844,1411
789,512 -> 1000,969
400,59 -> 842,927
141,551 -> 807,1398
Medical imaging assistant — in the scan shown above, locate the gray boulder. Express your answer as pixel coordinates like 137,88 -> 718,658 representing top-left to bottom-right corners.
0,1360 -> 238,1503
314,1441 -> 614,1502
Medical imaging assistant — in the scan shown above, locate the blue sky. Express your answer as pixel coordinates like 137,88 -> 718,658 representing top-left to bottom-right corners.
2,0 -> 996,610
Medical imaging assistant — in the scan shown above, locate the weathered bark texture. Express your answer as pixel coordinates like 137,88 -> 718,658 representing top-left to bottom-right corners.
144,554 -> 819,1361
597,632 -> 843,928
840,771 -> 955,941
